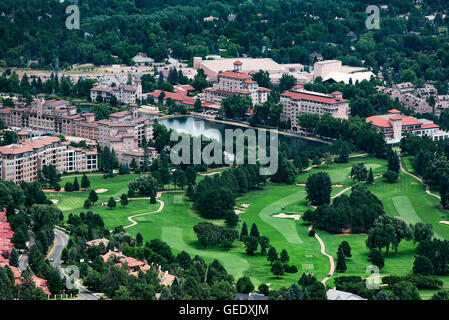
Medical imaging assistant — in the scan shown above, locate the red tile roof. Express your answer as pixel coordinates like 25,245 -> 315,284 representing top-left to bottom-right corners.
218,72 -> 252,80
233,60 -> 243,65
281,91 -> 346,104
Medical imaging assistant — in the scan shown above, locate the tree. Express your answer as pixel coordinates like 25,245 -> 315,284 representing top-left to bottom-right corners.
441,176 -> 449,209
305,172 -> 332,205
119,194 -> 129,207
81,174 -> 90,189
224,210 -> 239,227
258,236 -> 270,255
249,223 -> 259,237
279,73 -> 297,92
73,177 -> 80,191
88,190 -> 98,204
9,248 -> 18,267
194,98 -> 202,112
240,221 -> 248,241
286,283 -> 309,300
136,233 -> 143,247
267,246 -> 278,265
280,249 -> 290,265
271,260 -> 284,278
64,181 -> 73,192
351,163 -> 368,182
336,247 -> 347,273
339,241 -> 352,258
107,197 -> 116,209
413,255 -> 434,275
335,142 -> 349,163
258,283 -> 269,296
431,291 -> 449,300
368,248 -> 385,269
243,236 -> 259,255
392,281 -> 421,300
412,222 -> 433,243
84,199 -> 92,209
236,276 -> 254,294
367,168 -> 374,184
387,148 -> 400,173
383,170 -> 399,183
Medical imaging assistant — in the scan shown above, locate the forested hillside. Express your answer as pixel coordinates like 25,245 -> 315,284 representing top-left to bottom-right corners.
0,0 -> 449,90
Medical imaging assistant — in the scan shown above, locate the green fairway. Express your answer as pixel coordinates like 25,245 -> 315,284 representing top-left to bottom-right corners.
258,190 -> 305,244
392,196 -> 421,225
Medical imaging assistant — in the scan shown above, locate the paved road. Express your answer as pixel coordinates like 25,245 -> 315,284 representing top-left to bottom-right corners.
18,231 -> 35,271
51,228 -> 99,300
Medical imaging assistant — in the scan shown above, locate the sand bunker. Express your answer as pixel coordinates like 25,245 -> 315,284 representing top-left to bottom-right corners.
234,210 -> 245,215
272,213 -> 301,221
440,221 -> 449,225
296,183 -> 306,186
241,203 -> 250,208
50,199 -> 59,204
95,188 -> 108,193
332,184 -> 343,187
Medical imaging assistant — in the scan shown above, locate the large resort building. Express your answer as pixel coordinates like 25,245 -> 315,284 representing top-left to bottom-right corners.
90,77 -> 142,104
0,135 -> 98,184
280,85 -> 349,131
366,109 -> 449,144
203,61 -> 271,106
0,96 -> 156,180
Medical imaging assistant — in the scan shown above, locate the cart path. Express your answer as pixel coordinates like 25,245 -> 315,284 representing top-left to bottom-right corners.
399,155 -> 440,200
309,225 -> 335,285
123,199 -> 165,229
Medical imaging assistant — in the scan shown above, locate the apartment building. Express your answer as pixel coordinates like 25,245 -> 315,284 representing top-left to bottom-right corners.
377,83 -> 435,115
366,109 -> 449,144
280,85 -> 349,131
0,97 -> 155,167
203,61 -> 271,106
90,77 -> 142,104
0,136 -> 98,184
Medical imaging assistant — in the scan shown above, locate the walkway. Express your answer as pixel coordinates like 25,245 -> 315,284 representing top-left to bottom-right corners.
123,199 -> 165,229
309,225 -> 335,285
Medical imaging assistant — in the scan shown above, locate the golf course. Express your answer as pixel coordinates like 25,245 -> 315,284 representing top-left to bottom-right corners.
46,153 -> 449,296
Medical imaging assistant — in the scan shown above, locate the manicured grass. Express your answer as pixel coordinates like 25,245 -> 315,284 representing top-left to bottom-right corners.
48,155 -> 449,296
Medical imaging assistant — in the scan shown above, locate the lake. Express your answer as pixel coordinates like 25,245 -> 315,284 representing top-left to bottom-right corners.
157,116 -> 325,152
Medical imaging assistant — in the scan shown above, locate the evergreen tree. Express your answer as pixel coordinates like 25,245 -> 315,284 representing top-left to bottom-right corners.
387,148 -> 400,173
367,167 -> 374,184
81,174 -> 90,189
73,177 -> 80,191
240,221 -> 248,241
84,199 -> 92,209
136,233 -> 143,246
336,247 -> 347,273
267,246 -> 278,265
224,210 -> 239,227
250,223 -> 259,237
9,248 -> 19,267
441,176 -> 449,209
107,197 -> 116,209
88,190 -> 98,204
339,241 -> 352,258
280,249 -> 290,265
6,202 -> 15,217
336,142 -> 349,163
120,194 -> 129,207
